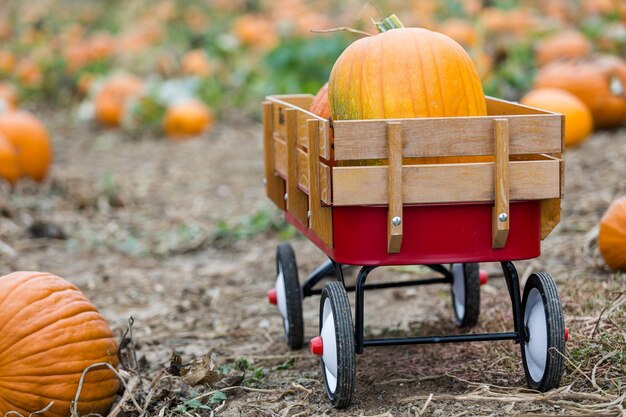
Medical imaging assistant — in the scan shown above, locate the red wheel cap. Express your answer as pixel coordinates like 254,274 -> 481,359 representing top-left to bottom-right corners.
564,327 -> 569,342
310,336 -> 323,356
479,269 -> 489,285
267,288 -> 277,305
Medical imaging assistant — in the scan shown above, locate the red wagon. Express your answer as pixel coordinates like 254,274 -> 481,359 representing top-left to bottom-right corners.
263,94 -> 567,408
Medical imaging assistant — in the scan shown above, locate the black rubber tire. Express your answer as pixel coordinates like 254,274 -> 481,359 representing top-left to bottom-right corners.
451,263 -> 481,328
276,243 -> 304,350
521,272 -> 565,392
319,281 -> 356,409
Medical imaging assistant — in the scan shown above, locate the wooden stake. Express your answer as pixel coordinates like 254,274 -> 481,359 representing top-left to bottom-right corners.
493,118 -> 510,249
307,119 -> 333,248
387,122 -> 403,253
286,108 -> 309,226
263,101 -> 285,209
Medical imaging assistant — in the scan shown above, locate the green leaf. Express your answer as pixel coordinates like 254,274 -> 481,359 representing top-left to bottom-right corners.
209,391 -> 227,404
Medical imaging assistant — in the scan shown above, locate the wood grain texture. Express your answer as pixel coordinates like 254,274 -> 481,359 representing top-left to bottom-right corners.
332,159 -> 560,206
486,96 -> 552,115
332,114 -> 562,161
387,123 -> 403,254
272,136 -> 332,205
492,119 -> 510,249
308,119 -> 333,248
263,102 -> 285,209
286,108 -> 309,226
540,198 -> 561,240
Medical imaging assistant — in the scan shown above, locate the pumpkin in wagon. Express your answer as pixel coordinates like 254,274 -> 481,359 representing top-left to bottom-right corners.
0,271 -> 119,417
329,15 -> 487,121
328,15 -> 489,165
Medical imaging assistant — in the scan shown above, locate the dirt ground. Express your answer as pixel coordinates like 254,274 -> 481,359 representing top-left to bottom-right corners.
0,108 -> 625,416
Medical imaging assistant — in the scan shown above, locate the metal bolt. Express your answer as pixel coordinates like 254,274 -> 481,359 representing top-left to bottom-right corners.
307,211 -> 311,219
391,216 -> 402,226
284,193 -> 288,201
498,213 -> 508,222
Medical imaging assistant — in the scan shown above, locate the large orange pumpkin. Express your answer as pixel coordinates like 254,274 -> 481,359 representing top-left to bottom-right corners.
329,15 -> 487,120
309,82 -> 330,120
598,196 -> 626,271
0,271 -> 119,417
163,99 -> 214,139
0,133 -> 20,185
520,88 -> 593,147
0,110 -> 52,182
534,56 -> 626,128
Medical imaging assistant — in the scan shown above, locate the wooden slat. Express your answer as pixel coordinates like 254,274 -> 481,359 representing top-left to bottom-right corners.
492,119 -> 510,249
263,102 -> 285,209
332,115 -> 562,161
541,198 -> 561,240
272,136 -> 332,205
486,96 -> 552,115
286,108 -> 309,226
387,123 -> 403,253
308,119 -> 333,248
267,94 -> 315,109
319,120 -> 331,160
332,159 -> 560,206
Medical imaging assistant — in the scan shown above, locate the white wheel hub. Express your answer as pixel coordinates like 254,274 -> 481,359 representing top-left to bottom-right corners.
275,264 -> 289,334
452,263 -> 466,319
321,298 -> 338,393
524,287 -> 548,382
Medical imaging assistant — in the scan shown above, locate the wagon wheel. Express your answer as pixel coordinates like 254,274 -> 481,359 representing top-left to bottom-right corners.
312,281 -> 356,409
450,263 -> 481,328
521,272 -> 566,391
271,243 -> 304,350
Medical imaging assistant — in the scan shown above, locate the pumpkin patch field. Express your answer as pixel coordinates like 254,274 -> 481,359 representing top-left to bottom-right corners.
0,0 -> 625,416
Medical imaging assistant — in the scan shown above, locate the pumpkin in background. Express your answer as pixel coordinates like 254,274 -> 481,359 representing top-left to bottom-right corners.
181,49 -> 212,78
437,18 -> 478,48
329,15 -> 487,121
535,30 -> 592,67
0,271 -> 119,417
598,196 -> 626,271
94,74 -> 143,127
163,99 -> 214,139
0,82 -> 18,110
232,14 -> 278,50
520,88 -> 593,147
309,82 -> 330,120
0,133 -> 20,185
534,55 -> 626,128
0,110 -> 52,182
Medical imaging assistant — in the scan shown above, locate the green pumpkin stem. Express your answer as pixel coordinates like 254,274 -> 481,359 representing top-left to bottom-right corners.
373,14 -> 405,33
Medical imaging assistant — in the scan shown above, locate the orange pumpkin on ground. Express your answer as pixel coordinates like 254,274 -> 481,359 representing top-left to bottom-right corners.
0,82 -> 18,110
309,82 -> 330,120
0,134 -> 20,185
0,271 -> 119,417
95,74 -> 143,127
0,110 -> 52,182
232,14 -> 278,50
534,56 -> 626,128
520,88 -> 593,147
163,99 -> 214,139
181,49 -> 212,78
535,30 -> 592,67
598,196 -> 626,271
329,15 -> 487,121
437,18 -> 478,48
0,49 -> 15,74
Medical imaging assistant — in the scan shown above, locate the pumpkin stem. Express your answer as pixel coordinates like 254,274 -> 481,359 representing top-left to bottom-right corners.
373,14 -> 405,33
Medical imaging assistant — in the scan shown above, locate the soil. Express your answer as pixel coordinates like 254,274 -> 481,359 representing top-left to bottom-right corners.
0,109 -> 624,416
